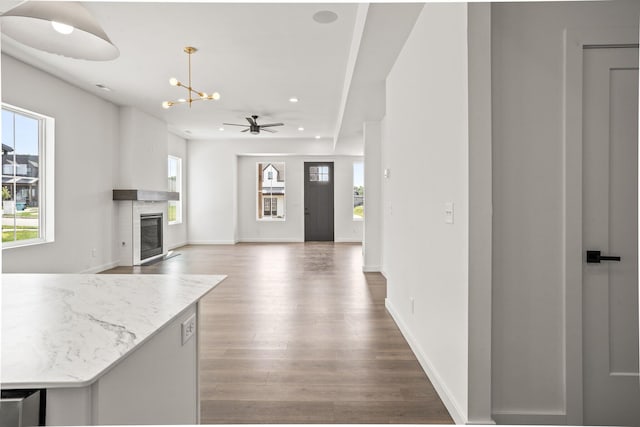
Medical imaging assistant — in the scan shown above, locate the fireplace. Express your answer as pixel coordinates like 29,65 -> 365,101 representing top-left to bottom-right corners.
140,213 -> 163,261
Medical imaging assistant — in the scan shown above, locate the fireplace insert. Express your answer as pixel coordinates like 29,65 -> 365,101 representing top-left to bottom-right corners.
140,213 -> 163,260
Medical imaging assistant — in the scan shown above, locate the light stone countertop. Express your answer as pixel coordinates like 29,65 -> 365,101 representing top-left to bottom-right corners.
1,274 -> 225,389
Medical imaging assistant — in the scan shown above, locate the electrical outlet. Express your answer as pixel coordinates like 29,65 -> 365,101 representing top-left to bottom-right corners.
181,314 -> 196,345
91,248 -> 97,258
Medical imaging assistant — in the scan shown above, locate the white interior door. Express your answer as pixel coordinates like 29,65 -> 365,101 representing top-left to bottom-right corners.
582,46 -> 640,426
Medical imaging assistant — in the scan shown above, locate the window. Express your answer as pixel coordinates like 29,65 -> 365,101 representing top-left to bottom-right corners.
168,156 -> 182,224
257,162 -> 285,220
309,166 -> 329,182
353,162 -> 364,220
2,104 -> 54,247
263,197 -> 278,217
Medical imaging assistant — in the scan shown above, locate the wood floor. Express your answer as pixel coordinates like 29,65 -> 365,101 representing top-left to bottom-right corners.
105,243 -> 452,424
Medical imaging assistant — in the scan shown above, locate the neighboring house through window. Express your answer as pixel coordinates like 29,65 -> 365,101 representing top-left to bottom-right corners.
257,162 -> 285,220
2,104 -> 54,247
353,161 -> 364,219
168,155 -> 182,224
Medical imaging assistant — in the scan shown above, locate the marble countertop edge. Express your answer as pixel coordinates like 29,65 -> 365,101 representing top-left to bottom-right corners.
1,273 -> 226,389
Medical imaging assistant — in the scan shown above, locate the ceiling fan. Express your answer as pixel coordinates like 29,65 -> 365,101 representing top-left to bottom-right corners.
223,115 -> 284,134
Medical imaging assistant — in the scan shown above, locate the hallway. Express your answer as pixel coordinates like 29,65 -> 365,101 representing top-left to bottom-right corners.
106,243 -> 452,423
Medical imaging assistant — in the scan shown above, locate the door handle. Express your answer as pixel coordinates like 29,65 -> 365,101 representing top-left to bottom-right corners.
586,250 -> 621,263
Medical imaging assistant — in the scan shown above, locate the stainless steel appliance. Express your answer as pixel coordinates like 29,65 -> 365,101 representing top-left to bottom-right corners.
0,389 -> 43,427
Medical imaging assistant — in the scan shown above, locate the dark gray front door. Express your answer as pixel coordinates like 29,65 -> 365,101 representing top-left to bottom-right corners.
304,162 -> 334,241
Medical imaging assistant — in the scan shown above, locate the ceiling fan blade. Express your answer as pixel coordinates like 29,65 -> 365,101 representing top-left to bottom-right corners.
223,123 -> 249,127
259,123 -> 284,128
246,117 -> 257,126
261,128 -> 276,133
241,128 -> 250,132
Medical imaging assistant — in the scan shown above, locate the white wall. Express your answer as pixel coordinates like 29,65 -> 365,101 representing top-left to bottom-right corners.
382,3 -> 470,423
116,107 -> 169,265
187,138 -> 357,244
363,121 -> 382,272
167,132 -> 188,249
1,55 -> 120,273
236,155 -> 362,242
466,3 -> 493,424
491,2 -> 640,423
118,107 -> 168,190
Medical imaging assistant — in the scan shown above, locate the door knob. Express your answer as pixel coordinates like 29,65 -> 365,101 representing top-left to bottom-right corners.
586,250 -> 621,263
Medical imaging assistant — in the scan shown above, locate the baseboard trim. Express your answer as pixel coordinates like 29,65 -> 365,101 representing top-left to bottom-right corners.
334,238 -> 363,243
466,419 -> 497,425
238,238 -> 304,243
385,298 -> 467,425
187,240 -> 237,245
492,411 -> 567,425
168,241 -> 188,251
362,265 -> 381,272
82,261 -> 119,274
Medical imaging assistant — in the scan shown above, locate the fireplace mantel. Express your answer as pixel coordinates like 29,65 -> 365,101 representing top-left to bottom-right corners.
113,189 -> 179,201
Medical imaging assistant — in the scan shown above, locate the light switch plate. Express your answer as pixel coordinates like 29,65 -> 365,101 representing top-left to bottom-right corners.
444,202 -> 454,224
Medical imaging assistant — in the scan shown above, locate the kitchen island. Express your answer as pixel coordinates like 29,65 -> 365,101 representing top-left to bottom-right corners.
1,273 -> 225,425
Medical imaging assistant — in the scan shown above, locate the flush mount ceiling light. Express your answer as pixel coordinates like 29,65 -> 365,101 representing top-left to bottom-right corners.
312,10 -> 338,24
163,46 -> 220,109
0,1 -> 119,61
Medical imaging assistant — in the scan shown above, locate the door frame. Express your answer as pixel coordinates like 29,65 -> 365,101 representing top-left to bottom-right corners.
563,26 -> 639,426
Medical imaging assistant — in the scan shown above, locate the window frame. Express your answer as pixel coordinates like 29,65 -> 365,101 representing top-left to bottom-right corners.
167,155 -> 182,225
2,103 -> 55,249
257,162 -> 286,221
353,161 -> 364,222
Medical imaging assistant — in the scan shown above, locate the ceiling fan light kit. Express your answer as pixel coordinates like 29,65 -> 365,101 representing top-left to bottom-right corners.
0,1 -> 119,61
163,46 -> 220,109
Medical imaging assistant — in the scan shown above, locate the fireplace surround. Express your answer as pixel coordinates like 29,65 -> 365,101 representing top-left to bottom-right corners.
113,189 -> 177,266
116,200 -> 168,266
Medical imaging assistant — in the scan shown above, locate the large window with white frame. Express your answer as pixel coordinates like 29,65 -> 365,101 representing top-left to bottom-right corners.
353,161 -> 364,220
257,162 -> 285,220
168,155 -> 182,224
2,104 -> 53,247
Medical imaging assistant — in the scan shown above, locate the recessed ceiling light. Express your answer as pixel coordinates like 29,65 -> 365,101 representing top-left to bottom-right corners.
298,127 -> 304,131
289,97 -> 299,103
95,84 -> 111,92
313,10 -> 338,24
315,135 -> 321,139
219,127 -> 225,131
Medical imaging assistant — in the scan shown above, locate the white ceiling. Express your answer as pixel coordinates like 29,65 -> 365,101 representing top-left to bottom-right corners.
0,2 -> 421,147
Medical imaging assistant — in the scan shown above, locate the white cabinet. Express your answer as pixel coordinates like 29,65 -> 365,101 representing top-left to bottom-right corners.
46,305 -> 199,425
